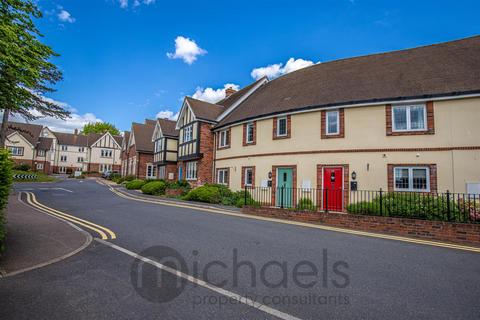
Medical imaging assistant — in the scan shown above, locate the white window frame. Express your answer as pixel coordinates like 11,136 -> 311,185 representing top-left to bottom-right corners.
77,157 -> 84,163
36,163 -> 44,170
326,110 -> 340,135
61,145 -> 67,151
186,161 -> 197,181
217,169 -> 229,185
60,155 -> 67,162
183,125 -> 193,142
37,149 -> 46,157
219,130 -> 229,148
59,166 -> 66,173
393,166 -> 430,192
392,104 -> 427,132
101,149 -> 113,158
155,139 -> 164,153
146,164 -> 156,179
78,147 -> 85,152
8,146 -> 24,156
246,122 -> 254,144
276,117 -> 288,137
244,167 -> 253,187
158,166 -> 166,179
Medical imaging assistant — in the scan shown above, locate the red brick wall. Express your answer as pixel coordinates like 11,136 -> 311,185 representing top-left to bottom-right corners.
241,206 -> 480,246
165,163 -> 177,180
197,122 -> 214,186
136,152 -> 154,179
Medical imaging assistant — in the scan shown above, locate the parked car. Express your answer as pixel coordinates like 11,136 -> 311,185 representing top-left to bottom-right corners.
101,170 -> 118,179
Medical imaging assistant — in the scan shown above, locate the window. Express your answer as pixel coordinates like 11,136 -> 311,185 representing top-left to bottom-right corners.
36,163 -> 44,170
155,139 -> 164,153
326,110 -> 339,135
394,167 -> 430,192
186,161 -> 197,180
217,169 -> 229,185
77,157 -> 84,163
392,105 -> 426,132
158,166 -> 166,179
100,164 -> 112,172
78,147 -> 85,152
8,146 -> 24,156
219,130 -> 229,148
61,145 -> 67,151
59,166 -> 66,173
183,125 -> 193,142
37,149 -> 46,157
146,164 -> 156,178
101,149 -> 113,158
277,117 -> 287,136
60,155 -> 67,162
246,122 -> 254,144
244,168 -> 253,186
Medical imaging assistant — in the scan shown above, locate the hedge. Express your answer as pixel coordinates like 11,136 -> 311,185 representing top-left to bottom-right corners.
125,179 -> 146,190
0,149 -> 13,255
141,181 -> 167,195
182,184 -> 256,207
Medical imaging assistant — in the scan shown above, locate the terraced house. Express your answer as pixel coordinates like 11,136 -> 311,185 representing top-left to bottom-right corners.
152,118 -> 178,181
174,78 -> 267,187
211,36 -> 480,210
123,120 -> 156,179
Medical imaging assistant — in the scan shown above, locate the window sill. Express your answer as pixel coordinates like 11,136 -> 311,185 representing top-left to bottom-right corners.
388,129 -> 434,136
273,135 -> 290,140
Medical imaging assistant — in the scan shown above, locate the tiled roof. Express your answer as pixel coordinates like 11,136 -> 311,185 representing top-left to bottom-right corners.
131,121 -> 155,153
156,118 -> 178,137
6,122 -> 43,146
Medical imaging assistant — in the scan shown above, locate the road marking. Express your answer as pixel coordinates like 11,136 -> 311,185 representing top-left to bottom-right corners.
105,185 -> 480,253
23,192 -> 116,240
96,238 -> 302,320
38,187 -> 74,193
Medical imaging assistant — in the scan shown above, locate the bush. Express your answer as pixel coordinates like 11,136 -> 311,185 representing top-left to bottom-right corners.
114,176 -> 125,184
347,192 -> 468,222
168,180 -> 190,188
109,173 -> 121,181
183,184 -> 224,204
75,174 -> 85,179
141,181 -> 167,195
296,198 -> 316,211
13,163 -> 30,171
123,175 -> 135,182
125,179 -> 146,190
0,150 -> 13,255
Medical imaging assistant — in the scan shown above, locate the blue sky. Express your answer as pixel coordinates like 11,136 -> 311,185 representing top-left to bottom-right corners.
28,0 -> 480,132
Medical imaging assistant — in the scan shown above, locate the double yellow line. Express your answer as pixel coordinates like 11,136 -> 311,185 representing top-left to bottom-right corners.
23,192 -> 116,240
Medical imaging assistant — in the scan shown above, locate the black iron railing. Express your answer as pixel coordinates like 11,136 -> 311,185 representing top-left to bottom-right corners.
243,186 -> 480,224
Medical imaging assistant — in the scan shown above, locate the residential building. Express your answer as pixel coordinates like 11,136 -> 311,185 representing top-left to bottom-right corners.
152,118 -> 178,180
175,78 -> 268,187
5,122 -> 55,173
52,130 -> 89,173
86,132 -> 122,173
124,120 -> 156,179
120,131 -> 130,177
211,36 -> 480,210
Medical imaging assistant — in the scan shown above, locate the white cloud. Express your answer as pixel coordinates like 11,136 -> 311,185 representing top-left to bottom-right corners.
167,36 -> 207,65
57,9 -> 75,23
120,0 -> 156,9
155,110 -> 179,120
251,58 -> 317,80
119,0 -> 128,8
6,98 -> 103,133
192,83 -> 239,103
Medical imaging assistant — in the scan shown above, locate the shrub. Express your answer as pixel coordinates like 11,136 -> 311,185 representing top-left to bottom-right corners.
109,173 -> 121,181
183,184 -> 224,204
296,198 -> 316,211
168,180 -> 190,188
123,175 -> 135,182
141,181 -> 167,195
232,190 -> 258,208
114,176 -> 125,184
0,150 -> 13,255
126,179 -> 146,190
75,174 -> 86,179
13,163 -> 30,171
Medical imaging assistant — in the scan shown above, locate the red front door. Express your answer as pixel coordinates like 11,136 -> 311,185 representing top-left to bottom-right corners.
323,167 -> 343,211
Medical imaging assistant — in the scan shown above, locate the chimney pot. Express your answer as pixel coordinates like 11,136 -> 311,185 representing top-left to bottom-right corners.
74,129 -> 78,135
225,87 -> 237,97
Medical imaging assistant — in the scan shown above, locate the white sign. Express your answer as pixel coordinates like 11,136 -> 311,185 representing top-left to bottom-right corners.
302,180 -> 311,189
74,171 -> 82,177
261,179 -> 269,188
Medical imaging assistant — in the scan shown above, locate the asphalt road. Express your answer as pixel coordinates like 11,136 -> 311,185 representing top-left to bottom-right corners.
2,179 -> 480,319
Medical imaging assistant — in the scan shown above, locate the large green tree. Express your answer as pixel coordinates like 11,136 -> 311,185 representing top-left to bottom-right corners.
0,0 -> 70,147
81,122 -> 120,136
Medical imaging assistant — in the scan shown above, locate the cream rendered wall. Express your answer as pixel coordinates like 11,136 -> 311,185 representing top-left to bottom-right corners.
166,138 -> 178,162
56,145 -> 88,171
89,135 -> 121,166
6,132 -> 34,162
215,97 -> 480,193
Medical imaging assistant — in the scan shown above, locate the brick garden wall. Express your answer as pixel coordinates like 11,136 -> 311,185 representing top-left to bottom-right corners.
241,206 -> 480,246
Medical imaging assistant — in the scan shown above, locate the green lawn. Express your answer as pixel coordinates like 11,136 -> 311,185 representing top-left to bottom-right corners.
13,170 -> 58,183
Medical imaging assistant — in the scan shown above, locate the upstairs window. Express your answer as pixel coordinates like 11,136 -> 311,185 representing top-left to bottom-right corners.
326,110 -> 339,135
394,167 -> 430,192
60,155 -> 67,162
37,149 -> 46,157
8,146 -> 24,156
246,122 -> 254,144
392,105 -> 426,132
78,147 -> 85,152
183,125 -> 193,142
218,130 -> 229,148
277,117 -> 287,137
154,139 -> 164,153
77,157 -> 84,163
101,149 -> 113,158
61,145 -> 67,151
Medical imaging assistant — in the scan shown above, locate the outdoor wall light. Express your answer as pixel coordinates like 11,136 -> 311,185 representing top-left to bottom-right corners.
351,171 -> 357,180
268,171 -> 272,179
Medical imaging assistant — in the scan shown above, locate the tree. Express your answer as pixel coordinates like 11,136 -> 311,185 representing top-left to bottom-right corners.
0,0 -> 70,148
81,122 -> 120,136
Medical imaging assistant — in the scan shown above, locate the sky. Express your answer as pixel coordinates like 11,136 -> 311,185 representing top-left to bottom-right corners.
15,0 -> 480,132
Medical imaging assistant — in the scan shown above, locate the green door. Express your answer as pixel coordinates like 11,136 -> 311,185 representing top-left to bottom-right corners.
276,168 -> 293,208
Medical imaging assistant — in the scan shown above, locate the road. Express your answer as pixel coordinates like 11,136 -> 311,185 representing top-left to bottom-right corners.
1,179 -> 480,319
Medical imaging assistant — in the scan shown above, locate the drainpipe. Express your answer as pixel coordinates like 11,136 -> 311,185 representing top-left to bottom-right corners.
212,130 -> 216,184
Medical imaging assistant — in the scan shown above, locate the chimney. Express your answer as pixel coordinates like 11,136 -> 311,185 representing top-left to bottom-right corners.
225,87 -> 237,98
74,129 -> 78,135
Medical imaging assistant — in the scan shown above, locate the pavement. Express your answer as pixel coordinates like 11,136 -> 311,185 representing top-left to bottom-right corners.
0,192 -> 90,276
1,179 -> 479,319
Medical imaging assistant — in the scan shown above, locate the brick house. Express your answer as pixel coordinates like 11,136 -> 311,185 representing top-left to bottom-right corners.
120,131 -> 130,177
152,118 -> 178,181
123,120 -> 156,179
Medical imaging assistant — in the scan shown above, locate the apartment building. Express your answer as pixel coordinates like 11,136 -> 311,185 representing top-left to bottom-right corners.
152,118 -> 178,180
211,36 -> 480,210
